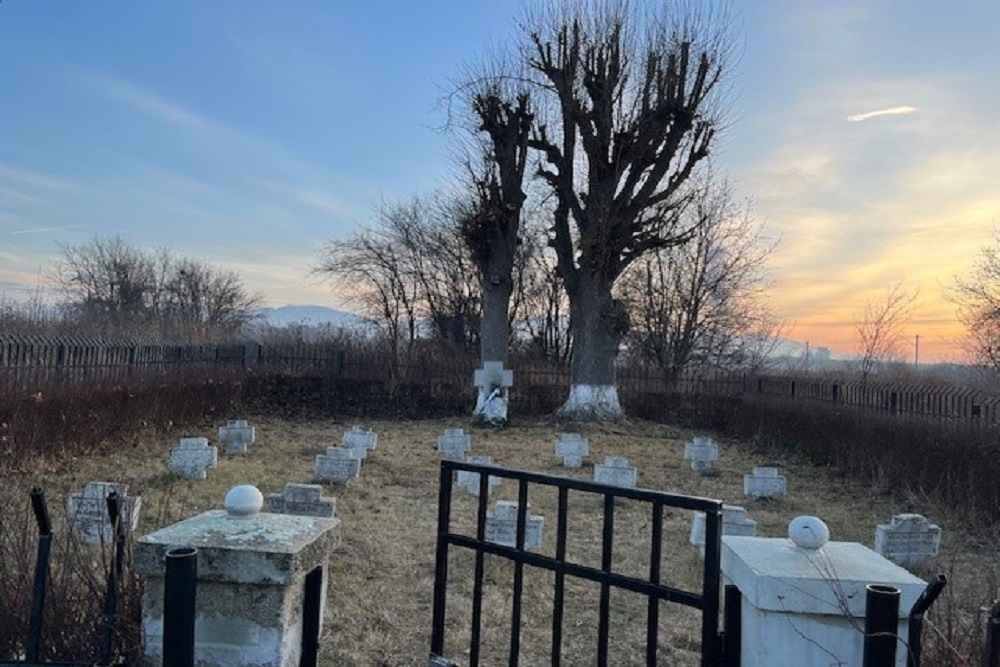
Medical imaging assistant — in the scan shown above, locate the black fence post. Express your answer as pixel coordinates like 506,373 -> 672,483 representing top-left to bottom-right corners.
907,574 -> 946,667
26,488 -> 53,663
864,584 -> 900,666
163,547 -> 198,667
722,584 -> 741,667
985,600 -> 1000,667
99,491 -> 125,665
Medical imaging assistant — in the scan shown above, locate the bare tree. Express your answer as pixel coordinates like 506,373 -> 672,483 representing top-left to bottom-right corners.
161,258 -> 262,338
855,282 -> 918,381
618,179 -> 781,386
520,0 -> 736,419
948,228 -> 1000,371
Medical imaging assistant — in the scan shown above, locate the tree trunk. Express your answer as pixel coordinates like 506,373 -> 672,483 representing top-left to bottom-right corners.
556,272 -> 626,421
474,250 -> 515,423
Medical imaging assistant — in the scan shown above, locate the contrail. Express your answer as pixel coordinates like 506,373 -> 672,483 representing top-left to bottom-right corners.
847,106 -> 918,122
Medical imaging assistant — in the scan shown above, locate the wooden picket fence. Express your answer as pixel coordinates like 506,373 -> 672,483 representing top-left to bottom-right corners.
1,334 -> 998,424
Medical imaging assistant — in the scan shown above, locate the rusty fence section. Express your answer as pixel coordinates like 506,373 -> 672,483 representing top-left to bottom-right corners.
2,336 -> 1000,424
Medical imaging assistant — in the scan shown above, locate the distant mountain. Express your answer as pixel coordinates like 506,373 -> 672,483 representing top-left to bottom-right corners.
257,305 -> 367,327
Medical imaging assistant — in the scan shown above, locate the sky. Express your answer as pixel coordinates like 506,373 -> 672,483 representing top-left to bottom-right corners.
1,1 -> 999,363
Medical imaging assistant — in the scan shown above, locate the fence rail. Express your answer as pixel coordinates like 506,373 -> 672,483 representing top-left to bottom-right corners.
1,335 -> 999,424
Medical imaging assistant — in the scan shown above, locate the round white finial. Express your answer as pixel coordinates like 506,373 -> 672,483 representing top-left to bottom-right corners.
225,485 -> 263,516
788,515 -> 830,549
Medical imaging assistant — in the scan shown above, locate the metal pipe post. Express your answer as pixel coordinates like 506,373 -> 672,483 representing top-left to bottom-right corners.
985,600 -> 1000,667
907,574 -> 946,667
25,488 -> 53,663
163,546 -> 198,667
864,584 -> 900,667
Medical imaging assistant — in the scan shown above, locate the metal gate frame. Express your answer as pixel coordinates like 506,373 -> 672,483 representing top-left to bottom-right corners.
429,459 -> 725,667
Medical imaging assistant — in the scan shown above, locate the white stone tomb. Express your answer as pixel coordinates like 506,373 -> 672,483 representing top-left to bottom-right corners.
742,465 -> 788,499
593,456 -> 637,488
314,447 -> 361,484
67,481 -> 142,546
437,428 -> 472,461
485,500 -> 544,552
473,361 -> 514,425
218,419 -> 255,455
456,456 -> 501,497
266,483 -> 336,518
555,433 -> 589,468
690,504 -> 757,557
683,436 -> 719,472
341,425 -> 377,460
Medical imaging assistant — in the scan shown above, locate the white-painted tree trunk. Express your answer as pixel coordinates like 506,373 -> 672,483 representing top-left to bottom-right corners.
555,384 -> 625,422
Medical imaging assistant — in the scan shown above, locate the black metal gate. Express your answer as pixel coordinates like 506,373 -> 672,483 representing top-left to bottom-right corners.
429,459 -> 725,666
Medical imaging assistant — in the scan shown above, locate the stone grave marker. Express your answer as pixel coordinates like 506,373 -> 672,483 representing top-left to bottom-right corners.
874,513 -> 942,568
218,419 -> 255,455
266,483 -> 336,518
168,437 -> 219,480
593,456 -> 638,488
67,481 -> 142,546
683,436 -> 719,472
743,465 -> 788,499
485,500 -> 544,552
555,433 -> 589,468
342,425 -> 377,460
437,428 -> 472,461
473,361 -> 514,425
690,504 -> 757,557
456,456 -> 501,497
315,447 -> 361,484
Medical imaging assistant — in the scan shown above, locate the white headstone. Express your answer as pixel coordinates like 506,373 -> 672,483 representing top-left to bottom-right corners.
314,447 -> 361,484
266,483 -> 336,518
218,419 -> 255,455
342,426 -> 378,460
473,361 -> 514,425
743,465 -> 788,499
593,456 -> 637,488
437,428 -> 472,461
874,513 -> 941,568
456,456 -> 501,497
555,433 -> 589,468
168,437 -> 219,480
67,481 -> 142,546
683,436 -> 719,472
690,504 -> 757,557
485,500 -> 544,552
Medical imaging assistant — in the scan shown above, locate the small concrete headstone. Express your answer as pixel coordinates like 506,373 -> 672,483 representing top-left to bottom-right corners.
555,433 -> 589,468
342,425 -> 377,460
437,428 -> 472,461
683,436 -> 719,472
67,481 -> 142,546
473,361 -> 514,425
743,465 -> 788,499
314,447 -> 361,484
690,504 -> 757,557
218,419 -> 255,455
485,500 -> 544,552
874,513 -> 942,568
266,483 -> 336,518
168,437 -> 219,480
456,456 -> 501,497
593,456 -> 637,488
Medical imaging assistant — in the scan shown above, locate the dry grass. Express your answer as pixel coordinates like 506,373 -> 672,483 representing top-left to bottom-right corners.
4,415 -> 996,666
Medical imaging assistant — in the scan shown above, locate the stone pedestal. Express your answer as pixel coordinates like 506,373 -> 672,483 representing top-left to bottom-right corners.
135,487 -> 341,667
721,532 -> 926,667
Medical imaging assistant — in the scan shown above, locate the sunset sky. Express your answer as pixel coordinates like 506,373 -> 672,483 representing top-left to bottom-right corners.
1,1 -> 998,363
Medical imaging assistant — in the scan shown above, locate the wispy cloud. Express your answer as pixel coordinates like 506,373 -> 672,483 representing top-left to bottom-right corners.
82,72 -> 215,132
9,224 -> 83,235
846,105 -> 919,122
0,162 -> 78,190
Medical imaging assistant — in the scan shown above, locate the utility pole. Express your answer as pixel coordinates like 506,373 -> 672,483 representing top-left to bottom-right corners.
914,334 -> 920,367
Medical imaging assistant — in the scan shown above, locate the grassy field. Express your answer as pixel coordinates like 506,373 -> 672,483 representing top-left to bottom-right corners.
4,415 -> 996,666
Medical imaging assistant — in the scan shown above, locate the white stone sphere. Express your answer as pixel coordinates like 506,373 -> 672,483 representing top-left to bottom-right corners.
225,485 -> 263,516
788,515 -> 830,549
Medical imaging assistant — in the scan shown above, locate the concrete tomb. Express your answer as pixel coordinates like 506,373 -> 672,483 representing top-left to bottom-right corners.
314,447 -> 361,484
135,485 -> 341,667
593,456 -> 637,488
266,483 -> 336,518
485,500 -> 544,552
437,428 -> 472,461
473,361 -> 514,425
721,516 -> 927,667
456,455 -> 501,497
683,436 -> 719,472
168,437 -> 219,480
874,513 -> 942,568
218,419 -> 255,455
689,504 -> 757,558
742,465 -> 788,499
555,432 -> 589,468
67,481 -> 142,546
341,425 -> 377,460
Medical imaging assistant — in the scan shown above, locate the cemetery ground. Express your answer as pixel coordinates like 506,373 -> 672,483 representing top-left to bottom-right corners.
1,415 -> 997,666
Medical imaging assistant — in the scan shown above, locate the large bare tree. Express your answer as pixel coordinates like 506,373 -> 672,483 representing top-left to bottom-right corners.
521,0 -> 735,419
854,282 -> 918,382
948,228 -> 1000,372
